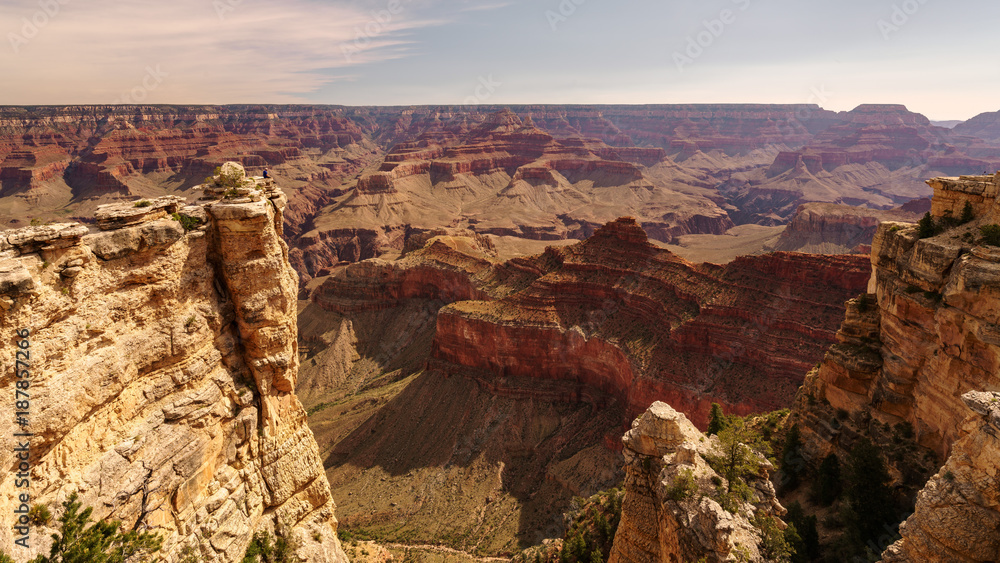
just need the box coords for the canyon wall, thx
[429,217,870,426]
[0,166,346,562]
[881,391,1000,563]
[797,174,1000,462]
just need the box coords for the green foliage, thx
[980,224,1000,246]
[707,402,726,436]
[778,424,803,492]
[171,212,201,232]
[550,486,623,563]
[29,493,162,563]
[706,418,768,513]
[888,225,901,233]
[960,201,975,224]
[241,529,297,563]
[917,212,937,238]
[784,502,820,563]
[29,503,52,526]
[665,469,698,501]
[813,453,842,506]
[133,200,152,208]
[753,512,793,563]
[0,550,15,563]
[844,438,897,555]
[944,470,955,482]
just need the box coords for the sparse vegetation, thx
[133,200,152,208]
[812,453,842,506]
[917,212,937,238]
[171,212,201,232]
[241,526,299,563]
[856,293,874,313]
[707,402,726,436]
[705,417,769,513]
[778,423,803,492]
[842,438,898,558]
[29,503,51,526]
[27,492,162,563]
[753,512,793,563]
[960,201,975,224]
[980,224,1000,246]
[665,468,698,501]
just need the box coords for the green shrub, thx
[707,402,726,436]
[29,503,51,526]
[133,200,152,208]
[665,469,698,501]
[980,224,1000,246]
[917,212,937,238]
[28,493,162,563]
[171,212,201,232]
[960,201,975,224]
[856,293,874,313]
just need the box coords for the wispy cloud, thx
[0,0,441,103]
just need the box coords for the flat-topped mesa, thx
[0,162,346,562]
[926,172,1000,220]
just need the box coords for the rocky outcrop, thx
[0,163,346,562]
[429,217,870,426]
[771,202,921,254]
[796,176,1000,461]
[609,402,784,563]
[880,391,1000,563]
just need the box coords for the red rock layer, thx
[419,218,869,426]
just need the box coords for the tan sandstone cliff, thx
[881,390,1000,562]
[609,402,785,563]
[797,173,1000,461]
[0,163,347,562]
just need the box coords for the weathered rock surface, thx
[609,402,784,563]
[796,173,1000,461]
[0,166,346,562]
[428,217,870,425]
[771,202,921,254]
[880,391,1000,562]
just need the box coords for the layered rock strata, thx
[796,174,1000,460]
[609,402,784,563]
[0,164,346,562]
[429,217,870,425]
[881,391,1000,562]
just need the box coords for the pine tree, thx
[30,493,162,563]
[779,423,804,492]
[917,212,937,239]
[707,403,726,436]
[785,501,820,562]
[845,438,897,551]
[813,453,842,506]
[960,201,975,224]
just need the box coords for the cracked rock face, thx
[609,402,785,563]
[881,391,1000,562]
[0,174,347,562]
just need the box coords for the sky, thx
[1,0,997,120]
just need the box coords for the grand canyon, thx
[2,100,1000,563]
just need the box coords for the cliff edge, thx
[0,163,347,562]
